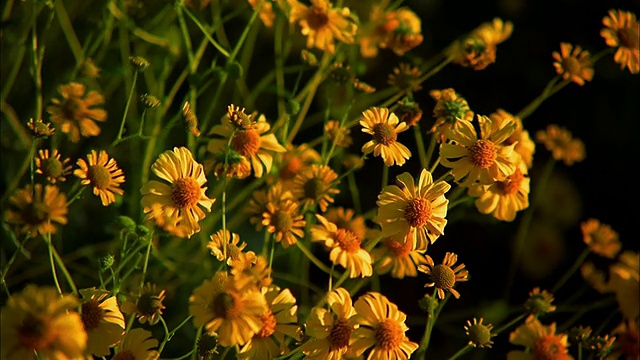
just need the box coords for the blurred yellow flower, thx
[489,109,535,168]
[79,288,125,357]
[274,143,321,185]
[535,124,586,166]
[324,206,366,241]
[418,252,469,299]
[113,328,159,360]
[121,283,166,326]
[47,82,107,143]
[291,164,340,212]
[289,0,357,54]
[262,198,306,248]
[388,63,423,93]
[360,106,411,166]
[36,149,72,183]
[607,251,639,321]
[580,218,621,259]
[448,18,513,70]
[552,43,594,86]
[4,184,68,238]
[75,150,125,206]
[601,9,639,74]
[325,120,353,148]
[507,315,573,360]
[358,5,423,57]
[207,229,256,267]
[371,236,429,279]
[247,183,295,231]
[428,88,474,142]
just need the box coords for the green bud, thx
[140,94,161,109]
[99,254,115,271]
[285,99,301,116]
[129,56,150,71]
[115,216,137,232]
[418,294,439,315]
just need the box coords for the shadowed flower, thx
[465,318,495,348]
[4,184,68,238]
[394,98,423,127]
[447,17,513,70]
[376,169,450,251]
[121,283,166,326]
[79,288,125,357]
[360,107,412,166]
[358,5,423,57]
[291,164,340,212]
[606,251,639,321]
[27,118,55,138]
[535,124,586,166]
[524,287,557,316]
[351,292,419,359]
[507,315,573,360]
[601,9,639,74]
[371,236,429,279]
[489,109,535,168]
[325,120,353,148]
[141,147,215,238]
[205,147,252,180]
[247,183,295,231]
[248,0,277,28]
[301,287,359,359]
[36,149,71,183]
[609,319,639,360]
[75,150,125,206]
[552,43,594,85]
[146,202,192,238]
[112,328,159,360]
[262,198,307,248]
[207,230,256,267]
[289,0,357,54]
[388,63,423,93]
[324,206,366,241]
[275,143,321,185]
[429,88,474,142]
[580,218,621,259]
[418,252,469,299]
[0,285,87,360]
[47,82,107,142]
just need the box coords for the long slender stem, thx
[552,247,590,294]
[53,0,84,64]
[114,70,139,144]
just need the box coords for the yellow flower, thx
[447,18,514,70]
[112,328,159,360]
[79,288,125,357]
[291,164,340,212]
[289,0,357,54]
[351,292,419,359]
[324,206,366,241]
[248,0,277,28]
[376,169,450,251]
[524,287,557,316]
[552,43,594,85]
[418,252,469,299]
[301,287,359,359]
[0,285,87,360]
[207,230,256,267]
[358,5,423,57]
[141,147,215,238]
[535,124,586,166]
[507,315,573,360]
[27,118,56,138]
[207,112,286,178]
[601,9,640,74]
[580,218,622,259]
[189,271,268,347]
[325,120,353,148]
[120,283,166,326]
[4,184,68,238]
[388,63,423,93]
[311,214,373,278]
[440,114,518,187]
[238,286,302,360]
[145,202,192,238]
[465,318,495,348]
[274,143,321,185]
[468,159,530,222]
[205,147,252,180]
[262,198,307,248]
[489,109,535,168]
[360,107,411,166]
[372,236,429,279]
[247,183,295,231]
[231,254,273,290]
[47,82,107,143]
[581,261,609,293]
[75,150,125,206]
[429,88,475,142]
[606,251,639,321]
[36,149,72,183]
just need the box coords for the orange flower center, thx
[374,319,404,350]
[334,228,361,253]
[432,264,456,290]
[171,178,201,209]
[81,299,104,331]
[307,7,329,30]
[385,237,412,257]
[469,140,497,168]
[329,318,353,350]
[17,315,56,351]
[403,198,432,228]
[42,157,64,178]
[88,165,112,189]
[561,57,582,75]
[271,210,293,232]
[231,129,261,157]
[498,168,524,195]
[25,201,49,225]
[257,311,277,338]
[280,157,302,181]
[303,177,325,200]
[212,291,243,319]
[112,350,136,360]
[533,334,568,360]
[372,123,398,145]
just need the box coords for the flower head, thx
[325,120,353,148]
[4,184,68,238]
[27,118,56,138]
[489,109,535,168]
[535,124,586,166]
[601,9,639,74]
[524,287,557,316]
[291,164,340,212]
[262,198,307,249]
[429,88,474,141]
[323,206,366,241]
[388,63,423,93]
[47,82,107,142]
[552,43,594,85]
[207,230,256,267]
[419,252,469,299]
[465,318,495,348]
[289,0,357,54]
[376,169,450,251]
[113,328,160,360]
[394,98,423,127]
[35,149,72,183]
[371,236,429,279]
[79,288,125,356]
[508,315,573,360]
[275,143,321,185]
[358,5,423,57]
[580,218,621,259]
[360,107,412,166]
[247,183,295,231]
[141,147,215,238]
[75,150,126,206]
[447,18,513,70]
[121,283,166,326]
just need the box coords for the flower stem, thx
[46,233,78,295]
[447,344,473,360]
[1,235,30,296]
[414,125,428,169]
[416,292,450,357]
[114,70,139,144]
[295,241,332,275]
[552,247,590,293]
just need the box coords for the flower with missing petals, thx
[418,252,469,299]
[465,318,495,348]
[75,150,126,206]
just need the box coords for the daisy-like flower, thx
[301,287,359,359]
[238,286,302,360]
[262,199,307,248]
[325,120,353,148]
[371,237,429,279]
[360,107,411,166]
[207,111,286,178]
[489,109,535,168]
[189,271,268,347]
[291,164,340,212]
[121,283,166,326]
[113,328,159,360]
[580,218,622,259]
[231,254,274,289]
[205,147,252,180]
[324,206,366,241]
[507,315,573,360]
[601,9,639,74]
[145,202,192,238]
[275,143,321,185]
[535,124,586,166]
[524,287,557,316]
[0,285,87,360]
[247,183,295,231]
[465,318,495,348]
[394,98,423,127]
[428,88,474,142]
[468,158,530,222]
[79,288,126,357]
[207,229,256,267]
[418,252,469,299]
[376,169,450,251]
[311,214,373,278]
[46,82,107,143]
[74,150,125,206]
[387,63,423,94]
[289,0,357,54]
[447,17,514,70]
[4,184,68,238]
[35,149,72,183]
[358,5,423,58]
[141,147,215,238]
[552,43,594,86]
[27,118,56,138]
[351,292,419,359]
[440,114,518,187]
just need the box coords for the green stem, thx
[347,171,362,215]
[414,125,428,169]
[53,0,84,64]
[448,344,474,360]
[1,235,30,296]
[47,233,78,295]
[416,292,450,357]
[424,130,438,170]
[114,70,139,144]
[494,313,527,335]
[295,241,332,275]
[139,233,154,287]
[552,247,590,293]
[381,165,389,190]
